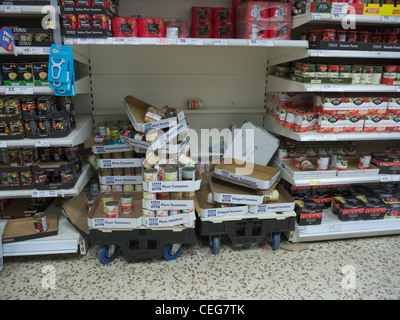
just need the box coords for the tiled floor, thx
[1,234,400,300]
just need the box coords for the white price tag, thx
[315,134,337,141]
[313,13,321,20]
[177,38,203,46]
[396,86,400,92]
[35,140,50,147]
[308,50,318,56]
[5,87,34,95]
[331,13,346,20]
[321,85,344,92]
[76,38,106,44]
[22,47,48,55]
[318,50,331,57]
[382,16,400,23]
[329,225,341,233]
[156,38,168,45]
[32,190,58,198]
[248,39,273,47]
[380,175,400,182]
[305,85,314,92]
[4,5,21,13]
[0,141,7,148]
[112,37,141,45]
[213,39,229,46]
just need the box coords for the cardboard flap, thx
[124,95,155,125]
[60,191,90,236]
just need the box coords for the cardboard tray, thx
[97,157,143,168]
[248,185,295,214]
[335,158,379,176]
[2,213,58,244]
[208,175,265,205]
[85,136,137,154]
[281,159,337,178]
[213,157,280,190]
[124,95,184,133]
[98,175,143,185]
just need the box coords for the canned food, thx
[123,167,134,176]
[163,167,178,181]
[8,149,21,166]
[18,33,34,42]
[112,185,123,192]
[381,65,397,85]
[339,65,351,79]
[370,32,383,43]
[358,31,369,43]
[135,184,143,191]
[144,168,158,181]
[336,156,348,171]
[112,168,123,176]
[157,192,170,200]
[169,210,179,215]
[322,29,335,41]
[142,208,155,217]
[182,167,196,181]
[102,192,113,212]
[327,65,340,78]
[360,65,373,84]
[143,191,156,200]
[142,152,159,169]
[351,65,362,84]
[77,15,92,29]
[105,200,119,218]
[317,156,330,171]
[156,210,168,217]
[346,30,357,42]
[300,160,315,171]
[336,30,346,42]
[263,190,280,203]
[33,212,48,233]
[171,192,183,200]
[100,184,111,192]
[358,154,372,169]
[302,63,315,78]
[371,65,383,84]
[294,152,306,168]
[121,193,133,214]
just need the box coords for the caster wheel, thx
[271,232,280,251]
[163,244,182,261]
[98,245,118,264]
[210,236,220,254]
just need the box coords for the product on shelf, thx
[1,62,49,87]
[165,21,189,38]
[137,18,165,38]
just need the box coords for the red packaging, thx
[381,65,397,85]
[322,29,335,41]
[60,0,76,5]
[138,18,165,37]
[358,31,370,43]
[92,15,108,29]
[346,30,357,42]
[370,32,383,43]
[112,17,138,37]
[336,30,346,41]
[62,15,77,29]
[384,32,398,44]
[165,21,188,38]
[191,21,213,38]
[235,2,270,21]
[213,7,234,22]
[235,21,270,39]
[268,4,291,21]
[269,22,291,40]
[93,0,110,7]
[385,114,400,132]
[192,7,213,22]
[77,15,92,29]
[76,0,92,6]
[364,114,385,132]
[213,21,234,38]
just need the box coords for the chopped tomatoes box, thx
[364,114,386,132]
[317,114,344,133]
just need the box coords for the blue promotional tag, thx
[0,27,15,52]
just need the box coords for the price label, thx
[0,141,7,148]
[329,225,341,233]
[35,139,50,147]
[380,175,400,182]
[309,179,322,186]
[382,16,400,23]
[305,85,314,92]
[32,190,58,198]
[177,38,203,46]
[318,50,331,57]
[4,5,21,13]
[76,38,106,44]
[331,13,346,20]
[112,37,141,45]
[156,38,168,45]
[313,13,321,20]
[321,85,344,92]
[248,39,273,47]
[5,87,34,95]
[22,47,49,55]
[213,39,229,46]
[315,134,337,141]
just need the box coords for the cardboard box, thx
[97,157,143,169]
[2,213,58,243]
[85,136,136,154]
[317,114,345,133]
[213,157,280,190]
[248,185,295,213]
[281,159,337,179]
[98,175,142,185]
[295,199,324,225]
[364,114,385,132]
[331,196,365,221]
[142,197,195,211]
[208,176,265,205]
[124,95,184,133]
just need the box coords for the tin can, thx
[339,65,351,79]
[143,191,156,200]
[336,30,346,41]
[123,167,134,176]
[358,31,370,43]
[182,167,196,181]
[294,152,306,168]
[263,189,280,203]
[371,65,383,84]
[322,29,335,41]
[142,152,159,169]
[336,156,348,171]
[316,64,328,78]
[381,65,397,85]
[157,192,170,200]
[302,63,315,78]
[77,15,92,29]
[8,149,21,166]
[142,208,155,217]
[207,192,215,204]
[346,30,357,42]
[300,160,315,171]
[144,168,158,181]
[105,200,118,218]
[358,154,372,169]
[135,184,143,191]
[112,185,123,192]
[317,156,330,171]
[171,192,183,200]
[123,184,134,192]
[182,209,195,227]
[163,167,178,181]
[169,210,179,215]
[33,212,48,233]
[112,168,123,176]
[327,65,340,78]
[102,192,113,212]
[121,193,133,214]
[360,65,373,84]
[156,210,169,217]
[100,184,111,192]
[100,168,112,177]
[351,65,362,84]
[20,171,33,185]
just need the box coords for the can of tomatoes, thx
[33,212,48,233]
[62,15,78,29]
[327,65,340,78]
[77,15,92,29]
[92,15,108,29]
[381,65,397,85]
[358,154,372,169]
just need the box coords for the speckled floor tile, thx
[1,234,400,300]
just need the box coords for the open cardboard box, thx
[335,158,379,176]
[208,175,265,205]
[98,175,143,185]
[248,185,295,214]
[124,95,185,133]
[85,136,136,154]
[142,196,195,211]
[281,159,337,178]
[2,213,58,244]
[97,157,143,169]
[213,157,280,190]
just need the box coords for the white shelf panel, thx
[1,115,93,148]
[0,162,93,199]
[272,160,383,187]
[0,5,49,16]
[0,86,54,95]
[65,37,308,48]
[266,75,400,92]
[290,209,400,242]
[308,49,400,59]
[292,13,400,29]
[1,214,81,257]
[263,115,400,142]
[0,47,50,55]
[185,108,264,114]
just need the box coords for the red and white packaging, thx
[213,22,234,38]
[165,21,188,38]
[275,106,289,125]
[92,15,109,30]
[76,0,92,6]
[317,114,344,133]
[293,111,318,133]
[112,18,138,37]
[364,114,385,132]
[343,114,365,133]
[283,109,299,130]
[138,18,165,37]
[192,7,213,23]
[388,96,400,115]
[235,21,270,39]
[269,21,291,39]
[77,15,92,29]
[62,15,77,29]
[384,114,400,132]
[191,21,213,38]
[235,2,290,22]
[213,7,234,23]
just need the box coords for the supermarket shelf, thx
[288,209,400,242]
[0,162,93,199]
[272,160,383,186]
[0,4,50,16]
[266,75,400,92]
[1,115,93,148]
[1,213,81,257]
[0,46,50,55]
[292,12,400,29]
[65,37,308,48]
[185,108,265,114]
[263,115,400,142]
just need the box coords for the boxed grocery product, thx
[317,114,345,133]
[235,21,290,40]
[213,7,234,23]
[381,195,400,218]
[295,199,324,225]
[111,17,138,37]
[293,111,318,133]
[137,18,165,37]
[32,62,49,86]
[280,159,337,179]
[384,114,400,132]
[235,2,290,22]
[331,196,365,221]
[213,21,234,38]
[1,63,18,86]
[355,195,386,220]
[343,114,364,133]
[388,96,400,115]
[364,114,385,132]
[192,7,213,22]
[191,21,213,38]
[165,21,188,38]
[371,153,400,175]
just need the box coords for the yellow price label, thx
[309,179,322,186]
